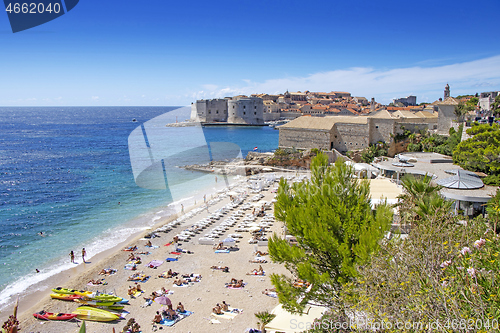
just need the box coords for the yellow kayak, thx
[72,306,119,322]
[51,287,92,297]
[74,299,115,307]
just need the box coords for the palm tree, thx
[399,174,441,205]
[397,174,443,228]
[255,311,276,333]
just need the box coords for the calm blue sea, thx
[0,106,278,308]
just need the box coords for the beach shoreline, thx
[0,173,242,322]
[7,171,306,333]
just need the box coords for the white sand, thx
[16,173,306,333]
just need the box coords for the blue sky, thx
[1,0,499,106]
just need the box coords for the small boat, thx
[50,293,82,301]
[72,306,119,322]
[84,304,125,311]
[52,287,92,297]
[89,293,123,303]
[132,118,137,122]
[33,310,78,321]
[74,299,116,307]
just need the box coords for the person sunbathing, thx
[128,273,141,281]
[176,302,185,312]
[141,297,153,307]
[247,267,265,275]
[249,259,267,263]
[153,311,162,324]
[211,265,229,272]
[227,279,244,288]
[213,304,222,315]
[161,287,168,295]
[254,250,268,256]
[182,273,201,282]
[146,240,152,247]
[173,277,186,286]
[131,322,141,333]
[214,242,224,250]
[262,289,278,297]
[98,268,116,275]
[135,282,142,292]
[128,253,141,261]
[162,307,177,320]
[221,301,229,312]
[128,286,137,296]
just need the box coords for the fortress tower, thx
[227,97,264,125]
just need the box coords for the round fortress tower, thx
[227,97,264,125]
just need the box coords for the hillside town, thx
[191,85,499,155]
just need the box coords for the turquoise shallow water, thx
[0,106,279,308]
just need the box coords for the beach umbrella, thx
[155,295,172,306]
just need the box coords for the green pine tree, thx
[268,153,393,312]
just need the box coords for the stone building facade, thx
[190,98,228,123]
[279,109,440,153]
[191,97,264,125]
[228,97,264,125]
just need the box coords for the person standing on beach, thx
[181,204,184,213]
[69,251,75,263]
[82,248,87,263]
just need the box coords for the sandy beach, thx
[13,172,306,333]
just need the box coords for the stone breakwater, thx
[180,151,315,175]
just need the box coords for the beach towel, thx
[159,310,193,327]
[130,276,150,283]
[164,242,173,246]
[172,283,189,287]
[170,251,182,255]
[166,258,178,262]
[211,309,241,320]
[263,291,277,298]
[146,260,163,268]
[124,264,137,270]
[145,245,159,249]
[87,281,108,286]
[215,250,230,254]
